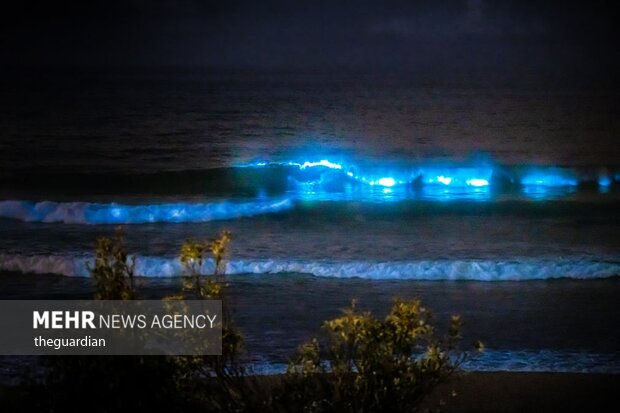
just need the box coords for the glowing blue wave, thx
[2,253,618,280]
[239,158,617,201]
[250,160,343,170]
[415,166,494,188]
[0,199,293,224]
[520,167,578,187]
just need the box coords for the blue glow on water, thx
[467,178,490,187]
[436,176,453,185]
[237,158,615,202]
[421,185,492,201]
[598,176,612,193]
[0,199,294,224]
[598,176,611,187]
[418,166,494,188]
[522,185,577,200]
[517,168,582,200]
[520,170,579,200]
[520,173,578,187]
[298,160,342,170]
[242,159,344,171]
[375,177,396,187]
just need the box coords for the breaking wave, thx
[2,159,618,202]
[0,199,293,224]
[1,254,618,280]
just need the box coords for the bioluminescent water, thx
[2,253,619,280]
[1,155,619,372]
[1,73,619,376]
[238,158,617,202]
[0,198,293,224]
[0,158,618,224]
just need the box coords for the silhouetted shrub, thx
[173,231,247,412]
[88,226,136,300]
[36,226,185,412]
[23,228,479,413]
[280,299,479,413]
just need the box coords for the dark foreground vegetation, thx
[2,228,480,412]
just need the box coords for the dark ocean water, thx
[0,71,619,373]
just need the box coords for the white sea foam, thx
[0,199,293,224]
[1,254,618,280]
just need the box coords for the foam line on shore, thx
[1,254,618,280]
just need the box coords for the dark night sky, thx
[1,0,618,85]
